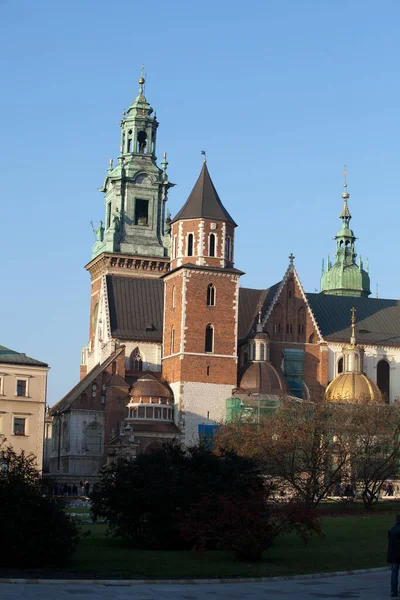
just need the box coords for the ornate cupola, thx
[325,308,382,403]
[89,66,174,267]
[321,170,371,297]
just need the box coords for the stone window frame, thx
[12,414,29,437]
[207,283,216,306]
[15,376,30,398]
[186,232,195,257]
[208,233,217,257]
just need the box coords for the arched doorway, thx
[377,359,390,402]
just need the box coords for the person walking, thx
[387,515,400,596]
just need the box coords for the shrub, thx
[91,443,264,549]
[179,494,322,561]
[0,441,79,567]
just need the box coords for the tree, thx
[90,443,264,549]
[0,437,79,568]
[215,400,350,507]
[344,403,400,508]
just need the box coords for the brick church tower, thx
[162,160,243,442]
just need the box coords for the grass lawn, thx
[61,511,394,579]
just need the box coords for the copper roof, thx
[239,361,288,395]
[130,374,172,399]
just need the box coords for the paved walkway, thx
[0,570,395,599]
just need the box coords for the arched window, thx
[338,357,343,374]
[205,324,214,353]
[377,359,390,402]
[172,286,176,309]
[86,422,103,453]
[173,235,177,258]
[207,284,215,306]
[131,347,143,371]
[298,306,306,339]
[260,343,265,360]
[170,326,175,354]
[209,234,216,257]
[187,233,194,256]
[309,332,316,344]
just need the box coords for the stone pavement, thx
[0,570,396,600]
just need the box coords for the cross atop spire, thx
[289,252,295,264]
[350,306,356,345]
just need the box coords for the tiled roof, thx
[49,347,125,415]
[306,293,400,346]
[0,345,48,367]
[238,283,280,340]
[171,163,237,225]
[107,276,164,342]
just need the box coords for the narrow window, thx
[187,233,194,256]
[260,344,265,360]
[207,284,215,306]
[13,417,26,436]
[209,233,216,257]
[170,326,175,354]
[137,130,147,153]
[173,235,177,258]
[205,324,214,353]
[127,138,132,153]
[226,236,232,260]
[134,199,149,226]
[172,286,176,309]
[131,347,143,371]
[207,411,210,419]
[106,203,111,228]
[338,357,343,374]
[16,380,27,397]
[377,359,390,401]
[206,366,210,376]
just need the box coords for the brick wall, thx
[170,219,235,270]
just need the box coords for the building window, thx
[16,379,27,397]
[260,344,265,360]
[209,233,216,257]
[187,233,194,256]
[172,286,176,309]
[134,199,149,226]
[127,138,132,152]
[137,130,147,153]
[0,376,3,395]
[106,203,111,228]
[338,357,343,374]
[13,417,26,436]
[286,324,293,334]
[173,235,177,258]
[205,324,214,353]
[283,348,305,398]
[226,236,232,260]
[207,366,210,376]
[207,283,215,306]
[131,347,143,371]
[171,326,175,354]
[377,359,390,402]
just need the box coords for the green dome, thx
[321,262,371,297]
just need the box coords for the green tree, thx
[0,437,79,567]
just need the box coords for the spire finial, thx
[342,164,350,200]
[201,150,206,163]
[289,252,295,264]
[258,308,262,324]
[350,306,356,345]
[138,63,145,94]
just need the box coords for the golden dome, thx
[325,372,382,404]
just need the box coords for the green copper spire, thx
[320,171,371,298]
[90,68,175,261]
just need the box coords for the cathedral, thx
[48,75,400,482]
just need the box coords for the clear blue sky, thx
[1,0,399,405]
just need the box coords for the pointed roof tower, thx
[321,169,371,298]
[171,162,237,226]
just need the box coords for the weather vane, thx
[201,150,206,163]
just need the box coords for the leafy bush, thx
[0,441,79,567]
[91,443,264,550]
[179,494,322,561]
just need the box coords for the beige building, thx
[0,345,49,472]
